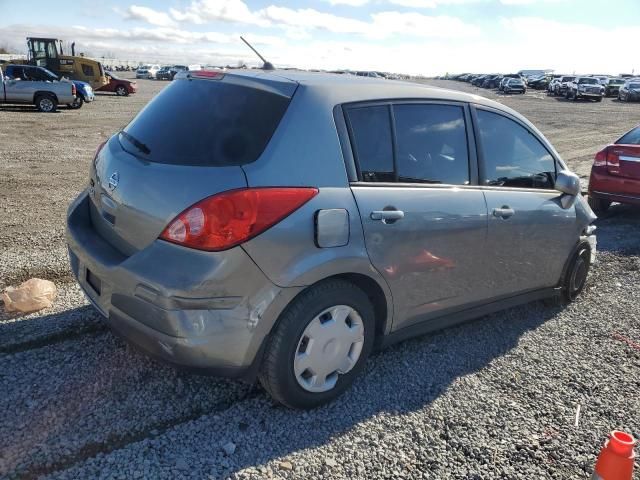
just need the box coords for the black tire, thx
[115,85,128,96]
[561,245,591,303]
[259,280,376,409]
[596,97,602,102]
[588,195,611,215]
[35,93,57,112]
[69,95,84,109]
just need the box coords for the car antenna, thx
[240,36,274,70]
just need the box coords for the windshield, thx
[629,83,640,89]
[609,79,624,85]
[108,72,121,80]
[579,78,598,85]
[562,77,575,82]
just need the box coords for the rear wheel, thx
[259,280,375,409]
[562,245,591,302]
[588,195,611,215]
[35,94,57,112]
[69,95,84,109]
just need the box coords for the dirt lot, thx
[1,75,639,479]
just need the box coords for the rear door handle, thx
[371,210,404,222]
[492,206,515,219]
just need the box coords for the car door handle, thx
[371,210,404,221]
[492,206,515,219]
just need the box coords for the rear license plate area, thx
[86,269,102,296]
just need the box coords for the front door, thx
[345,102,489,331]
[474,107,579,297]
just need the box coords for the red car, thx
[588,124,640,213]
[97,71,137,96]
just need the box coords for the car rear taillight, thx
[72,84,77,96]
[593,146,608,167]
[159,187,319,251]
[594,145,621,173]
[191,70,224,80]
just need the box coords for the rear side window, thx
[618,126,640,145]
[477,110,556,189]
[120,78,291,166]
[346,105,394,182]
[394,104,469,184]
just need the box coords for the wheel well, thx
[33,91,57,103]
[323,273,389,339]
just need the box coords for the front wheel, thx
[115,85,127,96]
[562,245,591,303]
[259,280,375,409]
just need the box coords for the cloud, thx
[169,0,269,26]
[123,6,176,27]
[388,0,483,7]
[325,0,371,5]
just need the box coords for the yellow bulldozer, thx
[7,37,108,90]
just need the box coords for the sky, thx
[0,0,638,76]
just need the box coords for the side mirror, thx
[556,170,581,209]
[556,170,581,196]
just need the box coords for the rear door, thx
[473,106,578,297]
[345,101,489,331]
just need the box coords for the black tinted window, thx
[120,78,291,166]
[477,110,556,189]
[347,106,394,182]
[394,104,469,184]
[82,64,94,77]
[618,126,640,145]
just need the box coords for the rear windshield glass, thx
[579,78,598,84]
[120,78,292,166]
[618,127,640,145]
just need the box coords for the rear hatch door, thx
[90,71,297,256]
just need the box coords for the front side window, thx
[477,109,556,189]
[346,105,394,182]
[393,104,469,184]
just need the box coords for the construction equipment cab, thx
[25,37,107,90]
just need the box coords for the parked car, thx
[566,77,604,101]
[156,66,173,81]
[554,76,576,96]
[527,75,551,90]
[136,65,160,79]
[547,76,563,94]
[503,78,526,94]
[482,75,502,89]
[0,64,76,112]
[588,124,640,213]
[68,79,95,109]
[169,65,188,80]
[98,71,137,96]
[618,79,640,102]
[66,69,596,409]
[499,74,522,91]
[472,74,488,86]
[3,64,93,109]
[604,78,625,97]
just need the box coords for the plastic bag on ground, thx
[1,278,58,313]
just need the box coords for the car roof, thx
[225,68,510,110]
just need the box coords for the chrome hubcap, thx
[40,98,53,111]
[294,305,365,393]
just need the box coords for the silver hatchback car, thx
[67,69,596,408]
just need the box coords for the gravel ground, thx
[1,74,639,479]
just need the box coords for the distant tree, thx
[0,46,10,54]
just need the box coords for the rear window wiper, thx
[118,130,151,155]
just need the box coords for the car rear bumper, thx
[65,191,301,377]
[589,169,640,205]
